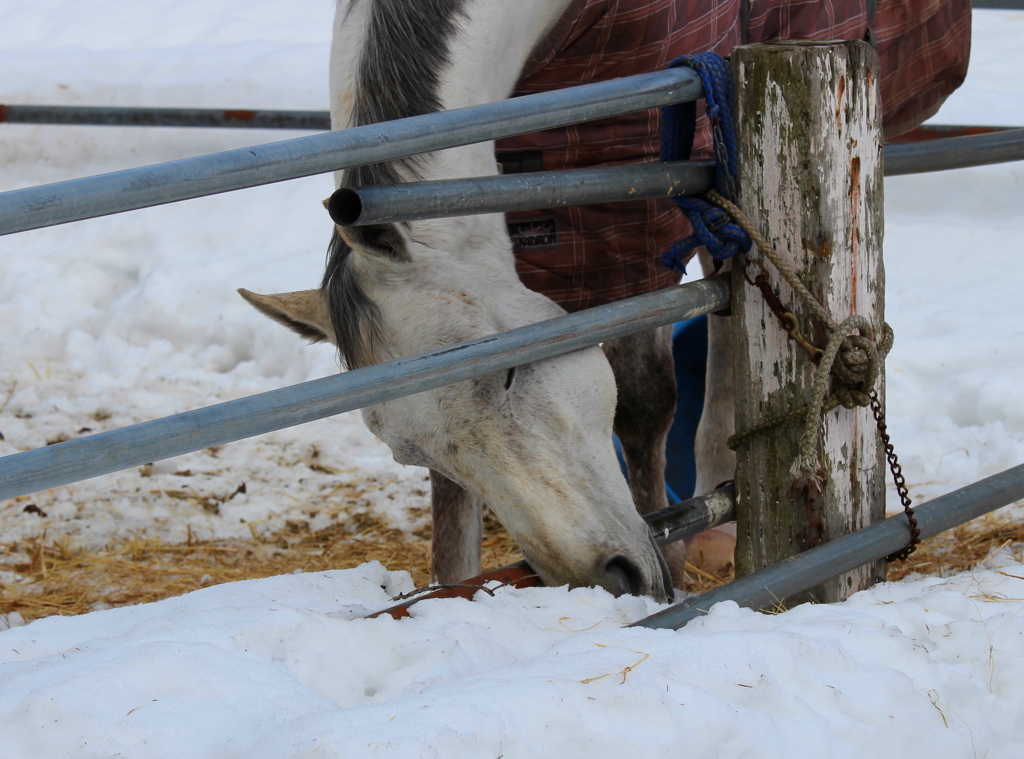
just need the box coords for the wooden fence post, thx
[730,41,886,605]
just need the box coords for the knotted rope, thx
[660,54,916,558]
[710,190,894,481]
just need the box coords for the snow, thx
[0,0,426,548]
[0,3,1023,756]
[2,551,1024,757]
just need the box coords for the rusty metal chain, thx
[869,391,920,561]
[742,258,824,365]
[724,258,829,451]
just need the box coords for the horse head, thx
[240,216,673,603]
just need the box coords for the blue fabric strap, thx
[661,52,752,273]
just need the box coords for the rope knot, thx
[790,316,893,483]
[703,205,728,231]
[661,197,752,271]
[831,334,875,395]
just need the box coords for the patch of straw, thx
[885,512,1024,582]
[0,509,521,623]
[674,513,1024,596]
[4,507,1022,624]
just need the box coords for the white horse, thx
[240,0,736,601]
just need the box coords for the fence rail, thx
[328,160,717,226]
[883,128,1024,175]
[3,121,1018,241]
[0,68,701,237]
[2,101,1017,143]
[635,461,1024,629]
[326,130,1024,226]
[2,85,1022,237]
[0,277,729,502]
[0,104,332,131]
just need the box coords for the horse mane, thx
[344,0,468,187]
[323,0,469,368]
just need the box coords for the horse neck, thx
[434,0,574,169]
[330,0,574,267]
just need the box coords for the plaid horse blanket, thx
[496,0,971,312]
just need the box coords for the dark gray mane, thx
[343,0,468,188]
[323,0,468,368]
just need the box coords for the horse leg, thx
[428,469,483,584]
[603,325,687,584]
[687,251,738,573]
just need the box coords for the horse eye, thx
[504,366,516,391]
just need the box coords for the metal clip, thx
[744,259,824,364]
[742,257,770,286]
[780,313,825,365]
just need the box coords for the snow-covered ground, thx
[2,548,1024,758]
[0,0,425,548]
[1,3,1023,757]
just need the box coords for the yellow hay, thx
[885,512,1024,582]
[2,509,1021,623]
[0,509,522,622]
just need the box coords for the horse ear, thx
[237,288,335,344]
[337,223,410,262]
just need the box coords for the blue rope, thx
[662,52,751,273]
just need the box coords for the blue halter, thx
[661,52,752,273]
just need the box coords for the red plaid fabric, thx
[873,0,972,136]
[496,0,970,312]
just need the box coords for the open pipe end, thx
[328,188,364,226]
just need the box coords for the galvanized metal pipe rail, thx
[328,160,716,225]
[0,68,701,237]
[0,104,1015,141]
[648,484,736,548]
[2,93,1020,239]
[329,132,1024,227]
[634,461,1024,630]
[0,276,730,501]
[0,104,332,131]
[887,124,1019,143]
[883,128,1024,175]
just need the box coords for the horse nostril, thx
[602,555,645,597]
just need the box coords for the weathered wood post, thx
[730,41,886,605]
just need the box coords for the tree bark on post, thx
[730,41,886,605]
